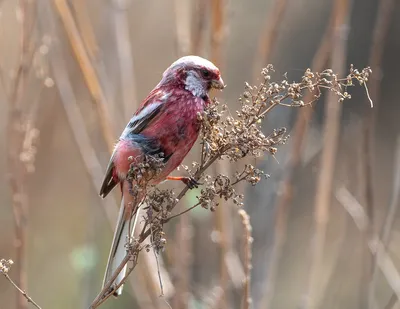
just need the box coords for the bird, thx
[99,55,224,297]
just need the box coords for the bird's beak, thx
[211,76,225,90]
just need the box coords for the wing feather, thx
[99,151,117,198]
[99,89,170,198]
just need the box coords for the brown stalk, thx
[210,1,231,308]
[2,271,42,309]
[70,0,98,60]
[258,10,335,309]
[252,0,288,84]
[210,0,224,66]
[304,0,352,308]
[70,0,118,125]
[67,3,103,305]
[53,0,116,152]
[362,0,396,308]
[6,1,37,309]
[238,209,252,309]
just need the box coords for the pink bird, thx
[100,55,224,296]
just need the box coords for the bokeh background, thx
[1,0,400,308]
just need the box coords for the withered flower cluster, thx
[138,64,372,227]
[0,259,14,274]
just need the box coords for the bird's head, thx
[160,55,225,98]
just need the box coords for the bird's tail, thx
[102,196,140,297]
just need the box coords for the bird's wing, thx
[99,90,170,198]
[121,90,170,137]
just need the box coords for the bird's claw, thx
[182,177,201,189]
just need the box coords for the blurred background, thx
[1,0,400,308]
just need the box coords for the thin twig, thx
[90,252,139,309]
[238,209,252,309]
[138,209,174,307]
[165,203,200,222]
[150,227,164,296]
[304,0,352,308]
[2,272,42,309]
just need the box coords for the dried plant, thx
[1,56,371,308]
[88,64,372,308]
[0,259,42,309]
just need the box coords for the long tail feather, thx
[102,196,140,297]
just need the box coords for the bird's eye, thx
[201,69,210,78]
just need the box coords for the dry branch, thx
[1,259,42,309]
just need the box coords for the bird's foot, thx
[167,176,201,189]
